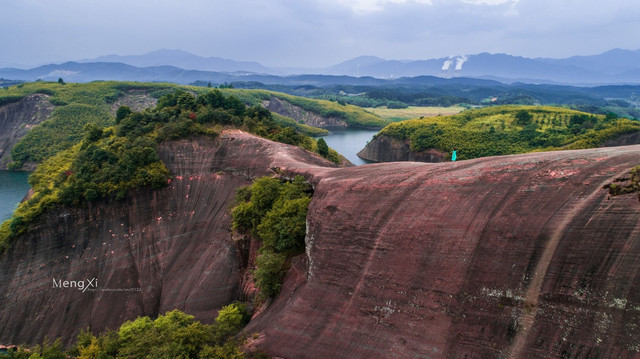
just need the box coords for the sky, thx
[1,0,639,68]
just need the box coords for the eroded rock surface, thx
[357,134,448,163]
[248,145,640,358]
[263,96,348,128]
[0,132,336,345]
[1,132,639,358]
[0,95,54,169]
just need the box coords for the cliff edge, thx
[249,144,640,358]
[1,132,639,358]
[357,134,448,163]
[0,95,54,169]
[0,131,337,345]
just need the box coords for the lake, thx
[0,171,31,222]
[319,129,379,166]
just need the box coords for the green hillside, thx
[218,88,388,128]
[377,105,640,160]
[0,88,341,252]
[0,81,385,169]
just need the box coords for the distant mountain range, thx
[2,48,640,85]
[80,49,271,74]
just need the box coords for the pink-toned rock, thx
[1,131,639,358]
[248,145,640,358]
[0,132,336,345]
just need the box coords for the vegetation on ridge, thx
[5,307,257,359]
[604,166,640,202]
[2,81,178,169]
[1,81,377,169]
[375,105,640,161]
[215,89,388,129]
[0,88,337,253]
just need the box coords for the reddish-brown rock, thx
[1,131,639,358]
[248,145,640,358]
[0,132,336,345]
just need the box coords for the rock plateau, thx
[1,131,639,358]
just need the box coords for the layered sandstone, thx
[1,132,639,358]
[0,132,336,345]
[248,145,640,358]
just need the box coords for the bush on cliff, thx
[604,165,640,201]
[253,251,288,298]
[232,175,312,298]
[0,92,218,250]
[16,307,252,358]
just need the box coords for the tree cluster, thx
[232,176,312,298]
[8,306,254,359]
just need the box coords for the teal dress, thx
[452,150,457,162]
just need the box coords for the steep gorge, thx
[0,132,639,358]
[0,132,337,345]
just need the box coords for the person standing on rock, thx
[451,148,457,162]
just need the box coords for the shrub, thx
[232,176,312,298]
[213,303,251,343]
[253,251,287,298]
[317,138,329,157]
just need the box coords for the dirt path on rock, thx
[507,168,631,358]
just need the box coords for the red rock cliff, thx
[0,131,336,345]
[1,132,640,358]
[248,145,640,358]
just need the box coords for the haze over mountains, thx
[2,48,640,85]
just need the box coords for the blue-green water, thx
[0,171,31,222]
[319,129,379,166]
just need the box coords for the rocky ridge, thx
[0,132,639,358]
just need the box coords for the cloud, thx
[330,0,432,14]
[1,0,639,68]
[461,0,517,5]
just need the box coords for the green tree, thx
[514,110,532,126]
[83,122,104,142]
[257,196,310,252]
[115,105,132,123]
[213,303,250,343]
[253,251,287,298]
[317,138,329,157]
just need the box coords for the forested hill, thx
[0,81,386,170]
[358,105,640,163]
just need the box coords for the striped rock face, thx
[1,132,639,358]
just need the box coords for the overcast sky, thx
[1,0,639,68]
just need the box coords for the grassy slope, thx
[377,105,640,160]
[222,89,388,129]
[366,105,464,122]
[0,82,385,168]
